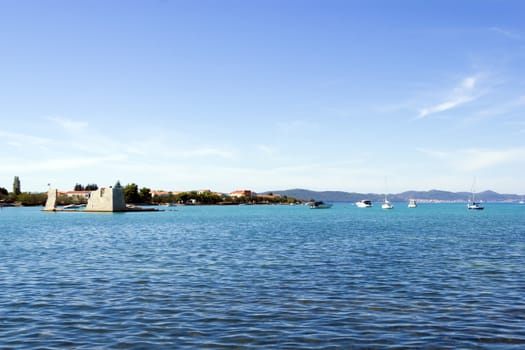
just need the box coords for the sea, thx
[1,203,524,349]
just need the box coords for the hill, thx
[265,188,522,203]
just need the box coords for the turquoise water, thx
[1,203,524,348]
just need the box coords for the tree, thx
[74,183,84,191]
[124,183,140,203]
[0,187,8,196]
[139,187,152,204]
[16,192,47,206]
[85,183,98,191]
[13,176,21,195]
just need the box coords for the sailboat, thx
[467,178,484,210]
[381,177,394,209]
[382,195,394,209]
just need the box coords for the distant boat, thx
[355,200,372,208]
[467,178,484,210]
[382,177,394,209]
[381,199,394,209]
[63,204,86,209]
[408,199,417,208]
[309,201,333,209]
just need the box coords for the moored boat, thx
[467,201,484,210]
[381,200,394,209]
[408,199,417,208]
[467,178,484,210]
[63,204,86,209]
[355,200,373,208]
[309,201,333,209]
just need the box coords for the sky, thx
[1,0,524,194]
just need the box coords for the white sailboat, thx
[382,196,394,209]
[408,199,417,208]
[467,178,484,210]
[381,177,394,209]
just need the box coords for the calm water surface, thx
[1,203,524,349]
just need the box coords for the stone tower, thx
[85,185,126,212]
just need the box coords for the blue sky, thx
[1,0,524,194]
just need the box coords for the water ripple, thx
[1,205,524,348]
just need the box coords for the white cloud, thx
[256,144,275,154]
[46,116,88,131]
[0,130,51,147]
[173,148,235,159]
[417,75,482,119]
[418,95,475,119]
[276,120,319,133]
[416,147,449,159]
[458,147,525,172]
[417,146,525,172]
[1,155,127,173]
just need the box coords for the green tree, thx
[13,176,21,195]
[124,183,140,203]
[85,183,98,191]
[74,183,84,191]
[0,187,8,196]
[16,192,47,206]
[139,187,152,204]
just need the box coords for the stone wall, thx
[44,188,57,211]
[85,186,126,212]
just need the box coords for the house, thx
[229,190,253,198]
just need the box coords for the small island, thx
[44,182,158,213]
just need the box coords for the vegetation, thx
[123,183,152,204]
[73,183,98,191]
[151,191,296,205]
[0,191,47,206]
[15,192,47,206]
[13,176,21,195]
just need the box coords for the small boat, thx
[309,201,333,209]
[381,200,394,209]
[408,199,417,208]
[63,204,86,209]
[467,202,484,210]
[381,177,394,209]
[467,178,484,210]
[355,200,372,208]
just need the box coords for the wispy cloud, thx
[417,146,525,172]
[1,155,127,173]
[46,116,88,131]
[458,147,525,172]
[172,148,235,159]
[276,120,319,133]
[417,75,483,119]
[0,130,51,147]
[415,147,449,159]
[489,27,522,40]
[256,144,278,156]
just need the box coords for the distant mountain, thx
[264,188,522,203]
